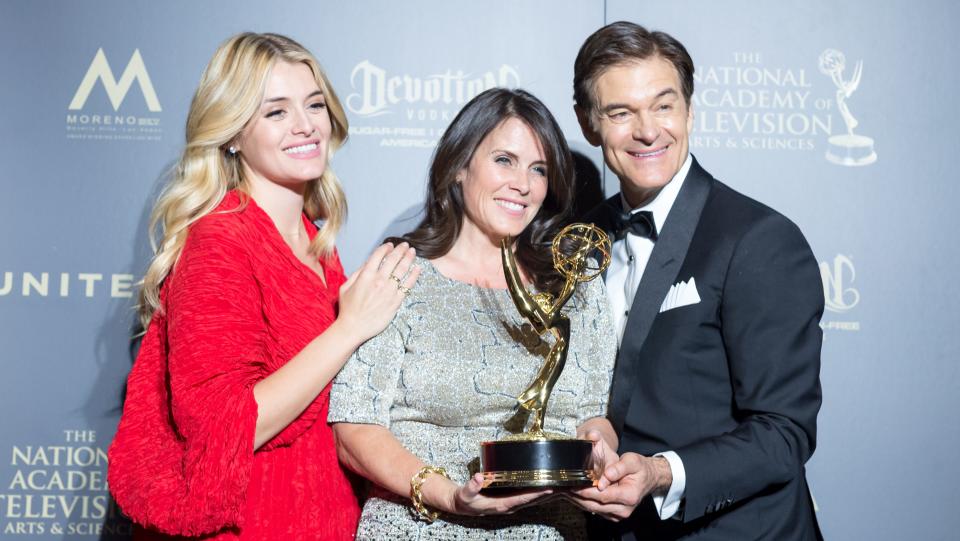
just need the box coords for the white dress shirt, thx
[605,153,692,520]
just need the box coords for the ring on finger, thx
[398,284,411,295]
[389,274,402,285]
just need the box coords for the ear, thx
[575,105,601,147]
[226,135,243,154]
[685,101,694,134]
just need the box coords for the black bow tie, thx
[613,210,658,241]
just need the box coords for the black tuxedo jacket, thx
[585,156,824,541]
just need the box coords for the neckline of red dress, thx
[221,190,336,296]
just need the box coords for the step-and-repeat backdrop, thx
[1,1,957,539]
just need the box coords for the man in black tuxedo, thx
[568,22,824,541]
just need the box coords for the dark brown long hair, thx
[391,87,575,293]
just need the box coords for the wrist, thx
[410,466,453,521]
[653,456,673,492]
[327,317,365,350]
[421,473,457,514]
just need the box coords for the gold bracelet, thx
[410,465,450,522]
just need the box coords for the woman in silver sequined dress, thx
[329,88,618,540]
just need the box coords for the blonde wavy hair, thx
[138,32,349,328]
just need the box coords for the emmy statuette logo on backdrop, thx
[819,49,877,166]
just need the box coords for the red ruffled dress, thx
[108,192,360,540]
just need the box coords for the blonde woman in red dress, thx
[107,32,420,540]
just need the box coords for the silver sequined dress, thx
[329,258,617,540]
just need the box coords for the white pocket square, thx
[659,277,701,313]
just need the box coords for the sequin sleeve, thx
[572,274,617,424]
[328,316,407,427]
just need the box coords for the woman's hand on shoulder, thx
[336,242,421,345]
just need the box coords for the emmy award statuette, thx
[480,223,612,491]
[819,48,877,166]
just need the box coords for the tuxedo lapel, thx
[608,157,714,433]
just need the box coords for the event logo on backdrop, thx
[65,48,163,142]
[819,254,861,332]
[818,49,877,166]
[0,429,128,537]
[690,49,877,166]
[345,60,520,148]
[0,272,135,299]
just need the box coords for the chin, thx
[291,170,327,183]
[508,224,534,238]
[487,227,518,241]
[627,172,672,191]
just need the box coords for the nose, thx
[290,106,316,137]
[509,168,532,195]
[631,111,659,145]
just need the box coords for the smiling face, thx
[457,117,549,245]
[581,56,693,208]
[236,61,332,191]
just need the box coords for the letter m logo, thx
[68,48,161,112]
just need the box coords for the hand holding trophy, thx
[480,223,612,491]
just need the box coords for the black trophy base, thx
[479,438,595,492]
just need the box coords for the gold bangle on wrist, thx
[410,465,450,522]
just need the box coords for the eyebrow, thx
[600,88,679,112]
[491,148,518,158]
[263,90,324,104]
[653,88,679,101]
